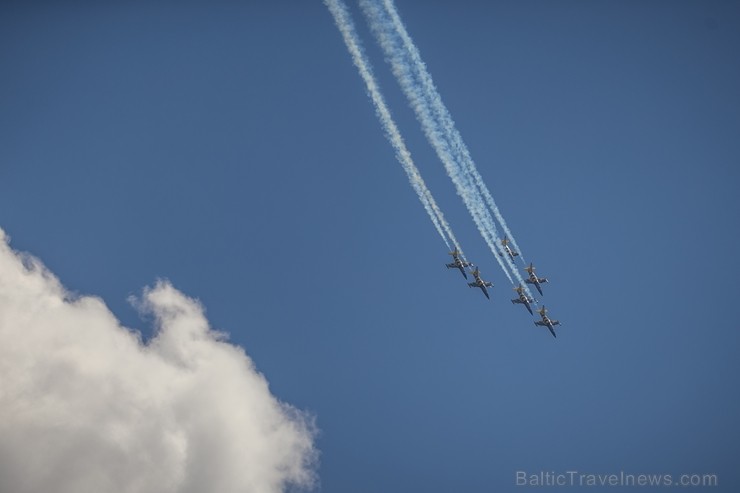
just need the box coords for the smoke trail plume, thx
[374,0,527,265]
[359,0,523,287]
[324,0,467,261]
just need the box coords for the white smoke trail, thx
[375,0,527,265]
[358,0,519,286]
[324,0,468,262]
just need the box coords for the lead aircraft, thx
[534,306,561,338]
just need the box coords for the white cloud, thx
[0,228,318,493]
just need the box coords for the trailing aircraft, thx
[445,248,472,279]
[524,262,549,296]
[511,284,535,315]
[498,237,519,262]
[467,266,493,300]
[534,306,561,338]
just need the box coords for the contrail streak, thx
[324,0,466,261]
[373,0,527,265]
[360,0,529,289]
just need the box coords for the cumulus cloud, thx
[0,228,318,493]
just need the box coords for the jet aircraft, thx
[468,267,493,300]
[534,306,561,338]
[524,262,548,296]
[511,284,535,315]
[445,248,472,279]
[498,237,519,262]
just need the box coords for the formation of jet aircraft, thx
[445,249,562,338]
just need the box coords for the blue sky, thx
[2,1,739,491]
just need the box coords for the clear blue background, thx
[2,1,739,491]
